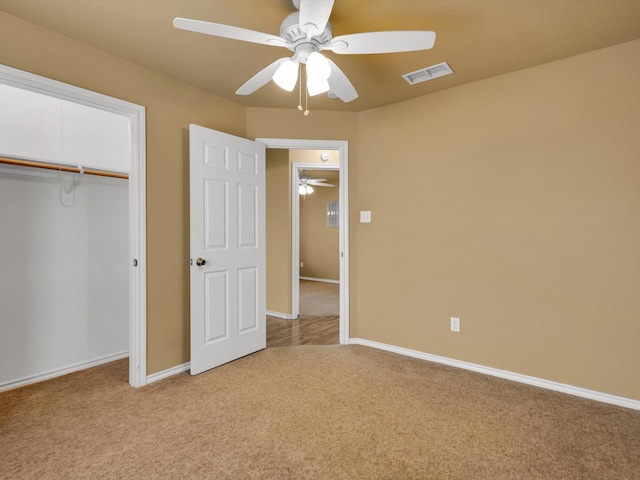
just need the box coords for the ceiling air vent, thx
[402,62,453,85]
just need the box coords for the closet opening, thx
[0,65,146,390]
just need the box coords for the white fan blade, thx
[327,31,436,55]
[308,178,327,183]
[173,17,287,48]
[325,58,358,103]
[236,58,290,95]
[298,0,335,39]
[312,183,335,187]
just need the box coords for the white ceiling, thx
[1,0,639,112]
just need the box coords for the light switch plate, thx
[360,211,372,223]
[450,317,460,332]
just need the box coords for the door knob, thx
[196,258,206,266]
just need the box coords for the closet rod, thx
[0,156,129,180]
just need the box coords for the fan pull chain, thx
[304,83,309,116]
[295,63,309,116]
[297,63,303,112]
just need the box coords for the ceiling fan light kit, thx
[173,0,436,112]
[306,52,331,96]
[307,76,330,97]
[272,59,299,91]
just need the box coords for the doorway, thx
[295,163,340,331]
[259,138,349,345]
[0,65,147,388]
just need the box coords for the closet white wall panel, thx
[0,167,128,388]
[0,83,131,173]
[62,101,131,173]
[0,84,63,163]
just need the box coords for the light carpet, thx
[2,345,639,479]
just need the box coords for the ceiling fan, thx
[299,171,334,195]
[173,0,436,103]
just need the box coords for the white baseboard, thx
[350,338,640,411]
[0,351,129,392]
[300,276,340,284]
[146,362,190,385]
[266,310,296,320]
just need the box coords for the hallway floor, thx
[267,280,339,347]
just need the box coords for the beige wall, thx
[265,149,291,315]
[0,12,246,374]
[356,40,640,400]
[3,10,638,400]
[290,149,340,165]
[300,170,340,281]
[247,108,359,148]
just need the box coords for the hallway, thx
[266,280,339,347]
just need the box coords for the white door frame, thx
[0,65,147,387]
[257,138,349,344]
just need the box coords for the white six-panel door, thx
[189,124,266,375]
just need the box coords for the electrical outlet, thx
[300,262,304,268]
[450,317,461,333]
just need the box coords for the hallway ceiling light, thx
[299,171,335,196]
[299,184,314,195]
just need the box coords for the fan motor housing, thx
[280,11,333,61]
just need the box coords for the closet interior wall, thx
[0,164,129,390]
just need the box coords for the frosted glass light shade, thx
[306,52,331,96]
[273,60,299,91]
[306,52,330,78]
[307,77,330,96]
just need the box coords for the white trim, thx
[300,276,340,284]
[350,338,640,411]
[292,165,302,318]
[266,310,297,320]
[0,351,129,393]
[256,138,350,345]
[128,99,147,388]
[0,64,147,388]
[146,362,190,385]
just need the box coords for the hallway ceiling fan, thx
[299,171,334,195]
[173,0,436,103]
